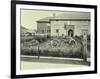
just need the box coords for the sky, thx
[21,9,65,30]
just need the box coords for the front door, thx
[68,29,74,37]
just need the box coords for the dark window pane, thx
[56,29,59,33]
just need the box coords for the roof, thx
[21,26,35,33]
[37,12,90,22]
[52,12,90,20]
[37,17,52,23]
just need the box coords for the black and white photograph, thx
[21,10,91,69]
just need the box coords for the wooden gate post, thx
[82,30,88,62]
[38,42,40,59]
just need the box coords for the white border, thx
[16,4,95,75]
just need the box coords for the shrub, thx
[34,35,47,42]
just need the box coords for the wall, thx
[51,20,66,36]
[37,22,50,35]
[51,20,90,37]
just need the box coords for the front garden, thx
[21,35,90,59]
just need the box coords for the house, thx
[21,26,36,37]
[37,12,90,38]
[37,17,51,36]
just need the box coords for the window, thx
[47,30,51,33]
[56,29,59,33]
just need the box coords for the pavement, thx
[21,55,90,70]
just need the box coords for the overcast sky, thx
[21,9,65,30]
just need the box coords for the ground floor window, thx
[56,29,59,33]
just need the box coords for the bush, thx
[34,36,47,42]
[21,45,83,58]
[21,36,86,59]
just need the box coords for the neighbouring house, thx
[21,26,36,37]
[37,12,90,38]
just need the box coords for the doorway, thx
[68,29,74,37]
